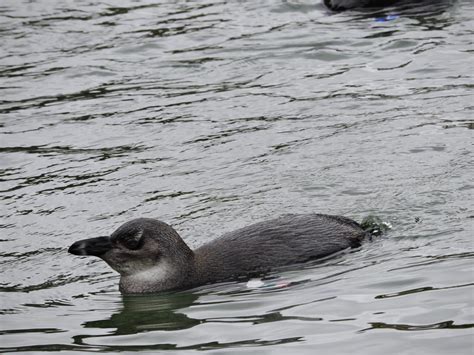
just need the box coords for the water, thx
[1,0,473,353]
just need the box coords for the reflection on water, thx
[1,0,473,353]
[84,293,201,334]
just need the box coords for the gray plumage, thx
[69,213,370,294]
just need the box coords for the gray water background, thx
[0,0,473,353]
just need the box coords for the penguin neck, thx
[118,256,197,294]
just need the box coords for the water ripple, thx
[0,0,473,353]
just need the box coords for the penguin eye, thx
[120,232,143,250]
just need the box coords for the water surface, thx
[0,0,473,353]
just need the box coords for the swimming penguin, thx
[69,214,374,294]
[324,0,399,11]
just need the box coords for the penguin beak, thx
[68,236,112,257]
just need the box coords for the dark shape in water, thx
[83,293,200,335]
[324,0,400,11]
[323,0,454,11]
[69,213,381,294]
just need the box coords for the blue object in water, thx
[375,14,400,22]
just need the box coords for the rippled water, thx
[1,0,473,353]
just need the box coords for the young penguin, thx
[69,214,371,294]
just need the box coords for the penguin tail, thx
[360,215,391,236]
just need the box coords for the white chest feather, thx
[130,262,173,283]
